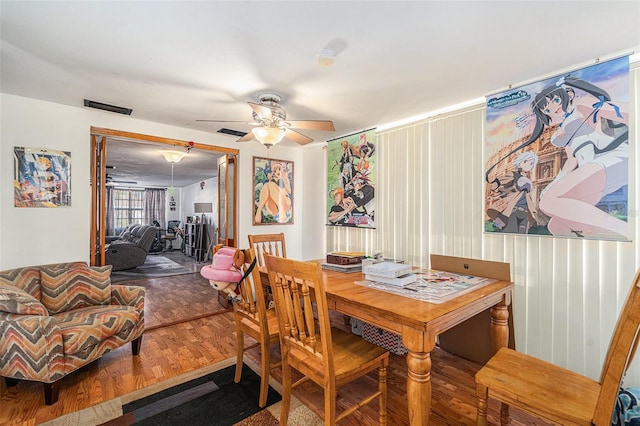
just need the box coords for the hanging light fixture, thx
[252,126,286,148]
[160,150,187,163]
[160,150,186,194]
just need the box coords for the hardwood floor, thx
[0,259,550,425]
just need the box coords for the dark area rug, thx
[103,364,281,426]
[111,255,192,283]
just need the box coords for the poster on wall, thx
[14,147,71,208]
[253,156,294,225]
[484,56,629,241]
[326,129,376,228]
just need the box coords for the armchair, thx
[105,223,139,244]
[105,224,157,271]
[0,262,145,404]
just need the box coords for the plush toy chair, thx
[233,247,280,408]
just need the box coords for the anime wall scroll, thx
[326,129,376,228]
[14,147,71,208]
[484,56,629,241]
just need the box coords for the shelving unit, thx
[184,222,207,262]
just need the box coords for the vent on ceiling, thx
[84,99,132,115]
[217,128,247,138]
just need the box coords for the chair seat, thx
[238,307,279,341]
[289,327,389,387]
[476,347,601,425]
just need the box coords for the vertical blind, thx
[327,63,639,385]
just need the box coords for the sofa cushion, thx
[0,267,43,300]
[40,266,113,315]
[54,305,139,358]
[0,282,48,315]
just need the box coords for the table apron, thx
[427,291,510,337]
[332,299,405,335]
[331,290,510,342]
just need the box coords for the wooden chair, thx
[233,247,280,408]
[264,254,389,425]
[476,268,640,425]
[248,233,286,268]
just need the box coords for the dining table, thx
[260,254,514,425]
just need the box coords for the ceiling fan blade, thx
[195,119,249,123]
[236,132,255,142]
[284,129,313,145]
[285,120,335,131]
[108,179,137,185]
[248,102,272,119]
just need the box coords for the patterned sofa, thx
[0,261,145,404]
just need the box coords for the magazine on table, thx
[356,269,496,304]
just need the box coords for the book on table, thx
[326,251,366,265]
[321,263,363,273]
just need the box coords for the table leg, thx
[490,299,509,353]
[491,298,510,424]
[406,338,436,425]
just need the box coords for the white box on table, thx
[362,261,411,278]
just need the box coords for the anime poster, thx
[14,147,71,208]
[484,56,629,241]
[326,129,376,228]
[253,156,294,225]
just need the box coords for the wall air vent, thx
[217,128,247,138]
[83,99,132,115]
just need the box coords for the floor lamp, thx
[194,203,213,261]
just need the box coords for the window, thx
[112,189,144,234]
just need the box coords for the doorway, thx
[90,127,239,266]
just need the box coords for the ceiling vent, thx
[84,99,132,115]
[217,128,247,138]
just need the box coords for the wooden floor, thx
[0,252,550,425]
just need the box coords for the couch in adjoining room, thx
[0,261,145,404]
[105,224,157,271]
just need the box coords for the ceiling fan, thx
[106,173,137,186]
[197,93,335,148]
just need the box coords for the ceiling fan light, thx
[160,150,187,163]
[252,127,286,147]
[317,49,336,67]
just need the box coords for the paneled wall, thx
[327,62,639,385]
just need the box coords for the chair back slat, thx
[593,269,640,424]
[248,233,287,268]
[266,255,329,360]
[233,248,268,334]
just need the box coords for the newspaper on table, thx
[355,269,496,304]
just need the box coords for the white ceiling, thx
[2,1,639,186]
[103,137,222,188]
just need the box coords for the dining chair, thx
[248,233,287,268]
[264,254,389,425]
[476,268,640,426]
[233,247,280,408]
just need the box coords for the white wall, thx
[302,144,329,261]
[0,94,306,269]
[182,176,217,226]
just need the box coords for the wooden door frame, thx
[90,126,239,266]
[217,154,238,248]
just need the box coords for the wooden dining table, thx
[260,254,514,425]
